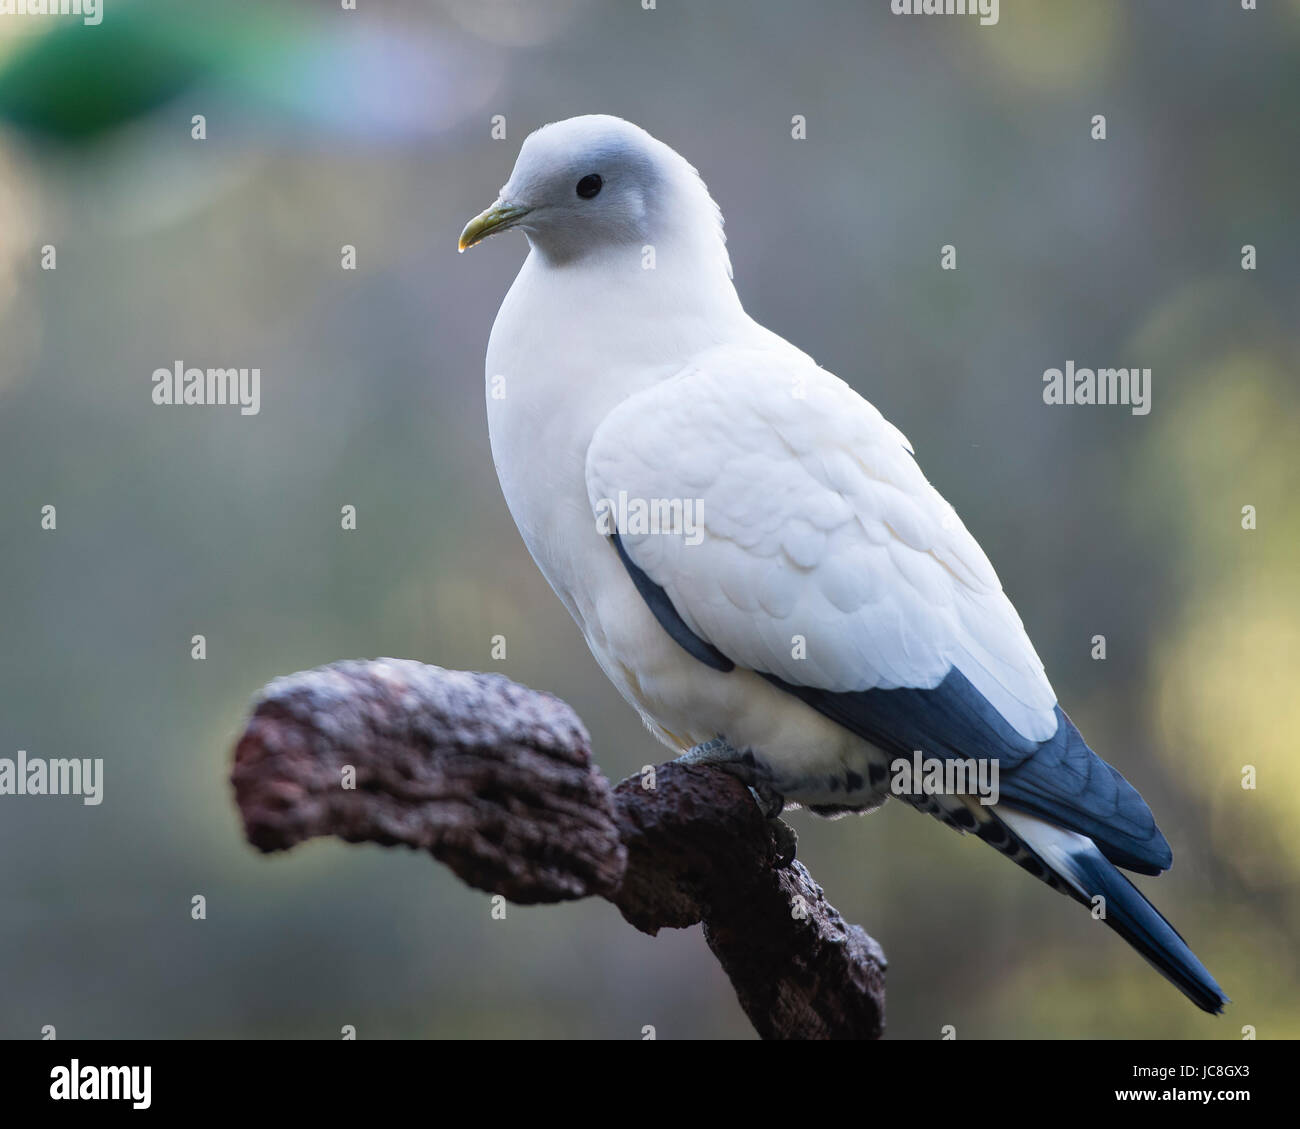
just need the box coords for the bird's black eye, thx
[576,174,602,199]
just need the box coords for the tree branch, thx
[231,658,886,1039]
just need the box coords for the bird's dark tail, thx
[995,807,1229,1014]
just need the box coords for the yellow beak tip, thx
[457,202,528,256]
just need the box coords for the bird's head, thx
[458,114,731,275]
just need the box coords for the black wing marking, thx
[610,532,734,673]
[762,667,1172,875]
[612,532,1170,875]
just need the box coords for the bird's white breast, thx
[482,247,864,775]
[485,245,751,620]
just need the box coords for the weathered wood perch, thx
[230,658,886,1039]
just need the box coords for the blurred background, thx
[0,0,1296,1039]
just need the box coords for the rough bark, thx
[231,657,886,1039]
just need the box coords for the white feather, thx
[585,346,1059,741]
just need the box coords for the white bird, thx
[458,114,1227,1014]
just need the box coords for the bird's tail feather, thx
[994,807,1229,1014]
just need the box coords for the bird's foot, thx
[677,738,766,792]
[676,740,794,867]
[750,781,796,867]
[676,737,745,768]
[748,780,785,820]
[765,810,798,869]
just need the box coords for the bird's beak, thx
[458,200,532,252]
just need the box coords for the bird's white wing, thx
[585,344,1058,743]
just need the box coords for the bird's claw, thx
[747,783,795,867]
[749,781,785,821]
[676,741,792,866]
[767,815,798,869]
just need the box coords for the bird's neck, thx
[494,242,751,389]
[484,241,758,545]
